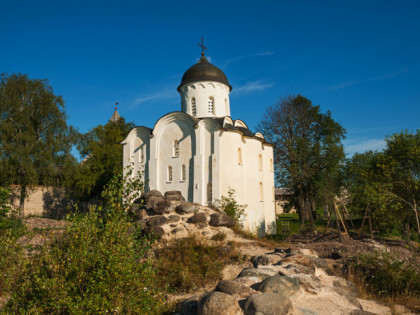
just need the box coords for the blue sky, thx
[1,0,419,157]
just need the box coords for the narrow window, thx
[207,183,212,203]
[173,140,179,157]
[270,159,273,172]
[139,147,143,163]
[238,148,242,165]
[259,154,263,170]
[181,164,186,181]
[260,182,264,201]
[208,97,214,114]
[224,98,228,115]
[191,97,196,116]
[167,166,173,182]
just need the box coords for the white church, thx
[122,47,276,235]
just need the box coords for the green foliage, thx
[257,95,346,219]
[213,188,247,227]
[0,187,25,237]
[0,186,11,219]
[349,251,420,298]
[4,168,163,314]
[71,116,134,201]
[0,73,77,209]
[155,236,243,293]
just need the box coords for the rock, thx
[176,202,199,214]
[137,209,148,220]
[243,293,292,315]
[146,195,165,210]
[234,276,261,287]
[153,200,175,215]
[333,278,357,296]
[209,213,236,227]
[147,215,170,226]
[145,189,164,199]
[252,254,282,267]
[282,263,314,274]
[134,220,146,230]
[165,190,182,197]
[294,274,321,294]
[215,280,258,299]
[171,227,185,234]
[333,287,362,309]
[237,267,279,280]
[169,214,181,222]
[180,296,199,315]
[197,292,242,315]
[350,311,377,315]
[187,212,207,224]
[142,226,165,238]
[197,222,208,229]
[258,275,300,297]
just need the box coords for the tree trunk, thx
[413,205,420,239]
[19,185,26,217]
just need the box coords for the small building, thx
[122,48,276,235]
[274,188,295,215]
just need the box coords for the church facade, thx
[122,50,276,235]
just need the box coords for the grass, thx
[154,235,246,293]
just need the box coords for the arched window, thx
[207,183,212,203]
[259,154,263,170]
[208,97,215,114]
[167,166,173,182]
[191,97,196,116]
[238,148,242,165]
[270,159,273,172]
[173,140,179,157]
[181,164,186,181]
[260,182,264,201]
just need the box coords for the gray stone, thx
[164,190,182,197]
[215,280,258,299]
[180,296,199,315]
[258,275,300,297]
[137,209,148,220]
[165,194,183,201]
[142,226,165,238]
[147,215,170,226]
[197,292,241,315]
[187,212,207,224]
[197,222,208,229]
[169,214,181,222]
[252,254,282,267]
[333,287,362,309]
[145,190,163,199]
[294,274,321,294]
[171,227,185,234]
[209,213,236,227]
[243,293,292,315]
[297,307,319,315]
[234,276,262,287]
[153,200,175,215]
[237,267,279,280]
[176,202,199,214]
[350,311,377,315]
[146,195,165,210]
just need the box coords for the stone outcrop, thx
[243,293,292,315]
[197,292,242,315]
[176,202,199,214]
[209,213,236,227]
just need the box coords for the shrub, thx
[213,188,247,228]
[4,170,164,313]
[349,250,420,298]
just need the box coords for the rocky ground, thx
[15,190,418,315]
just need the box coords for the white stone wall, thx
[179,81,231,118]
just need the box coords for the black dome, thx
[177,53,232,91]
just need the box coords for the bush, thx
[213,188,247,228]
[155,236,244,293]
[4,170,164,313]
[349,251,420,298]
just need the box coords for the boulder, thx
[153,200,175,215]
[197,222,208,229]
[234,276,262,287]
[187,212,207,224]
[145,189,164,199]
[164,190,183,201]
[176,202,199,214]
[243,293,292,315]
[209,213,236,227]
[180,296,199,315]
[168,214,181,222]
[146,195,165,210]
[134,220,146,230]
[171,227,185,234]
[258,275,300,297]
[197,292,242,315]
[147,215,170,226]
[293,274,321,294]
[252,254,282,267]
[142,226,165,238]
[215,280,258,299]
[237,267,279,280]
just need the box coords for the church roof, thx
[177,52,232,92]
[110,108,120,122]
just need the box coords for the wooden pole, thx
[334,202,350,238]
[333,202,342,242]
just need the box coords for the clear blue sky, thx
[1,0,419,157]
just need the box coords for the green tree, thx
[0,73,77,212]
[72,117,134,200]
[257,95,346,229]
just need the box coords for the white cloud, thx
[224,51,275,67]
[344,138,386,156]
[130,88,177,109]
[233,81,273,94]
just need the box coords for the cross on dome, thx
[198,37,207,56]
